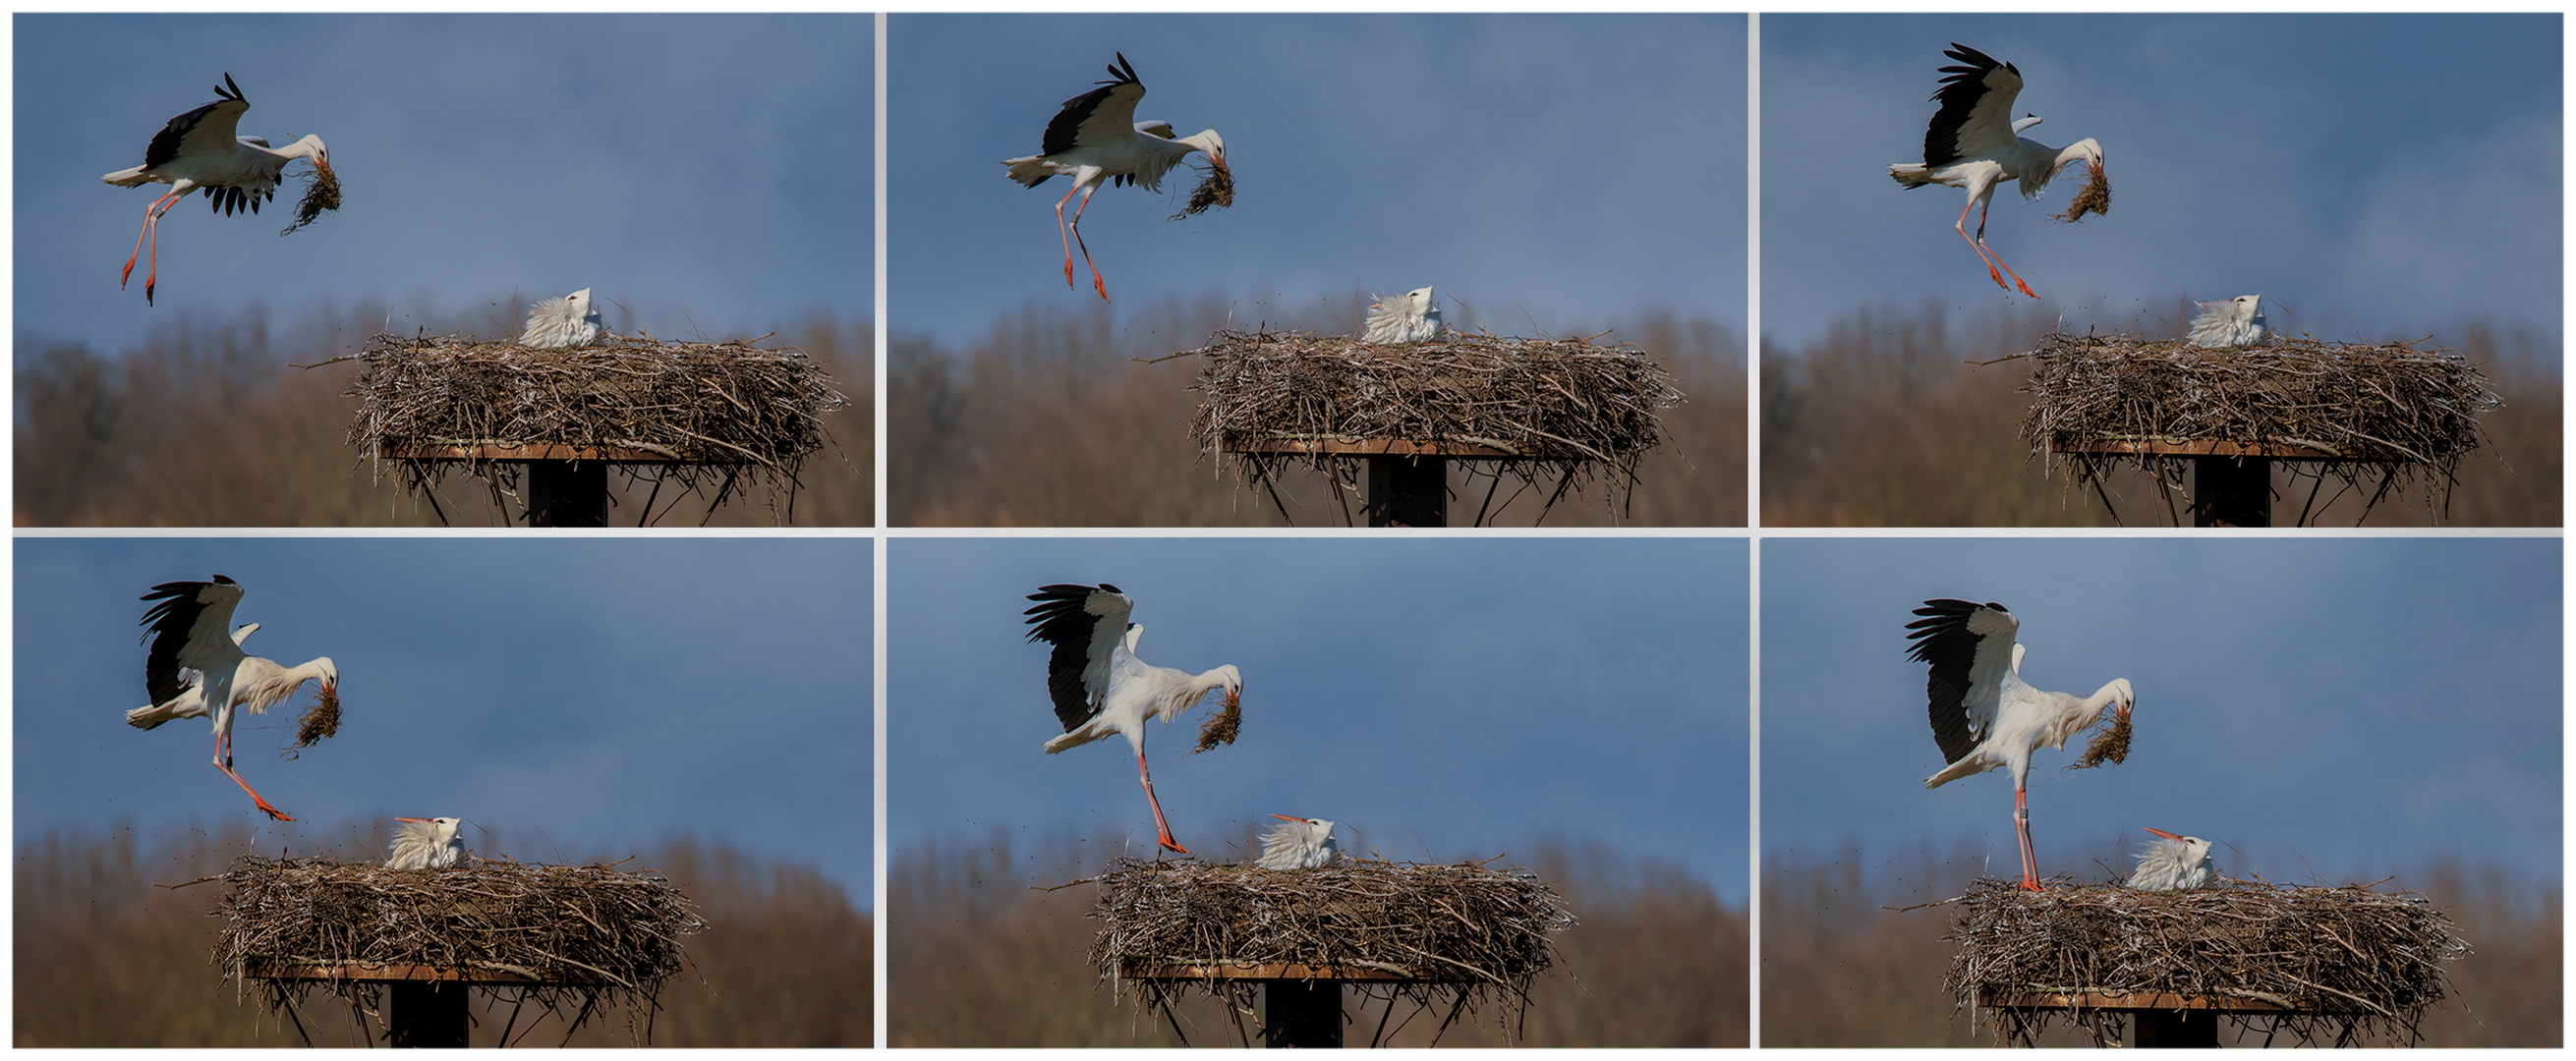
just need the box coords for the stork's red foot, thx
[1158,834,1190,855]
[2019,878,2044,892]
[254,800,297,822]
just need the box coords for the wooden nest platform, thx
[215,855,707,1044]
[1944,877,2468,1046]
[2019,332,2500,521]
[1090,856,1574,1044]
[1182,328,1684,522]
[336,332,847,524]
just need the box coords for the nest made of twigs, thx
[335,332,846,524]
[2020,332,2500,520]
[1089,856,1572,1039]
[1945,876,2468,1046]
[215,855,706,1043]
[1184,328,1684,522]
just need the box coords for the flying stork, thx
[2127,826,2214,891]
[387,816,466,869]
[1023,583,1243,854]
[1256,813,1340,870]
[102,73,335,306]
[1003,53,1230,302]
[2187,294,2269,349]
[128,576,337,821]
[1889,44,2105,298]
[1907,598,2134,891]
[1362,287,1444,344]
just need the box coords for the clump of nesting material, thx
[216,854,706,1043]
[290,683,339,749]
[1190,695,1240,754]
[2051,163,2110,223]
[1945,876,2468,1046]
[279,164,342,235]
[1168,158,1233,220]
[1183,327,1684,521]
[335,332,846,525]
[1090,856,1573,1040]
[2064,708,2129,771]
[2020,331,2500,519]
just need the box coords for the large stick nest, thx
[213,855,707,1043]
[2018,332,2500,521]
[337,332,847,525]
[1182,328,1684,523]
[1944,876,2469,1046]
[1089,856,1574,1043]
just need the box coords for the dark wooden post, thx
[1262,978,1342,1047]
[525,460,607,527]
[388,980,470,1047]
[2190,456,2269,528]
[2132,1007,2217,1047]
[1365,456,1445,528]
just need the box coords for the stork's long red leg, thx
[124,188,186,300]
[1052,183,1083,291]
[1067,188,1110,302]
[1956,195,2037,299]
[213,728,294,821]
[1136,749,1186,854]
[2013,782,2039,891]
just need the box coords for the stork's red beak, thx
[2143,826,2182,841]
[396,816,429,823]
[1269,813,1300,823]
[1225,690,1239,710]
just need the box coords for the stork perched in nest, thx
[1363,286,1443,344]
[1004,52,1230,302]
[521,288,602,349]
[1256,814,1340,869]
[1889,43,2106,298]
[387,816,466,869]
[1024,583,1243,855]
[1908,598,2134,891]
[103,73,338,306]
[129,576,338,822]
[2128,827,2214,891]
[2187,294,2268,349]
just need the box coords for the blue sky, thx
[890,14,1746,349]
[1762,537,2560,889]
[17,15,870,354]
[888,536,1751,901]
[1763,15,2561,350]
[14,537,871,901]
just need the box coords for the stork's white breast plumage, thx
[2128,827,2214,891]
[1256,814,1339,870]
[2188,294,2268,349]
[1363,287,1443,344]
[521,288,603,349]
[387,816,466,870]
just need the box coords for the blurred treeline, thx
[1762,842,2560,1046]
[888,829,1747,1046]
[14,304,872,527]
[889,295,1747,526]
[13,823,871,1046]
[1763,302,2561,526]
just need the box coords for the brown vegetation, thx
[1762,844,2559,1046]
[13,824,871,1047]
[1761,303,2559,526]
[889,829,1746,1046]
[889,297,1746,526]
[14,304,871,527]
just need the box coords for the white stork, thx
[1256,813,1339,870]
[1003,53,1230,302]
[1023,583,1242,854]
[2127,826,2214,891]
[1362,287,1443,344]
[521,288,603,349]
[387,816,466,869]
[1907,598,2134,891]
[103,73,335,306]
[1889,44,2105,298]
[2187,294,2268,349]
[129,576,337,822]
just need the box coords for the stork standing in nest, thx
[1004,52,1230,302]
[103,73,336,306]
[128,576,338,822]
[387,816,466,869]
[2128,826,2213,890]
[2188,294,2268,349]
[1023,583,1242,854]
[1889,43,2106,298]
[1256,813,1340,869]
[521,288,603,349]
[1363,286,1444,344]
[1907,598,2134,891]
